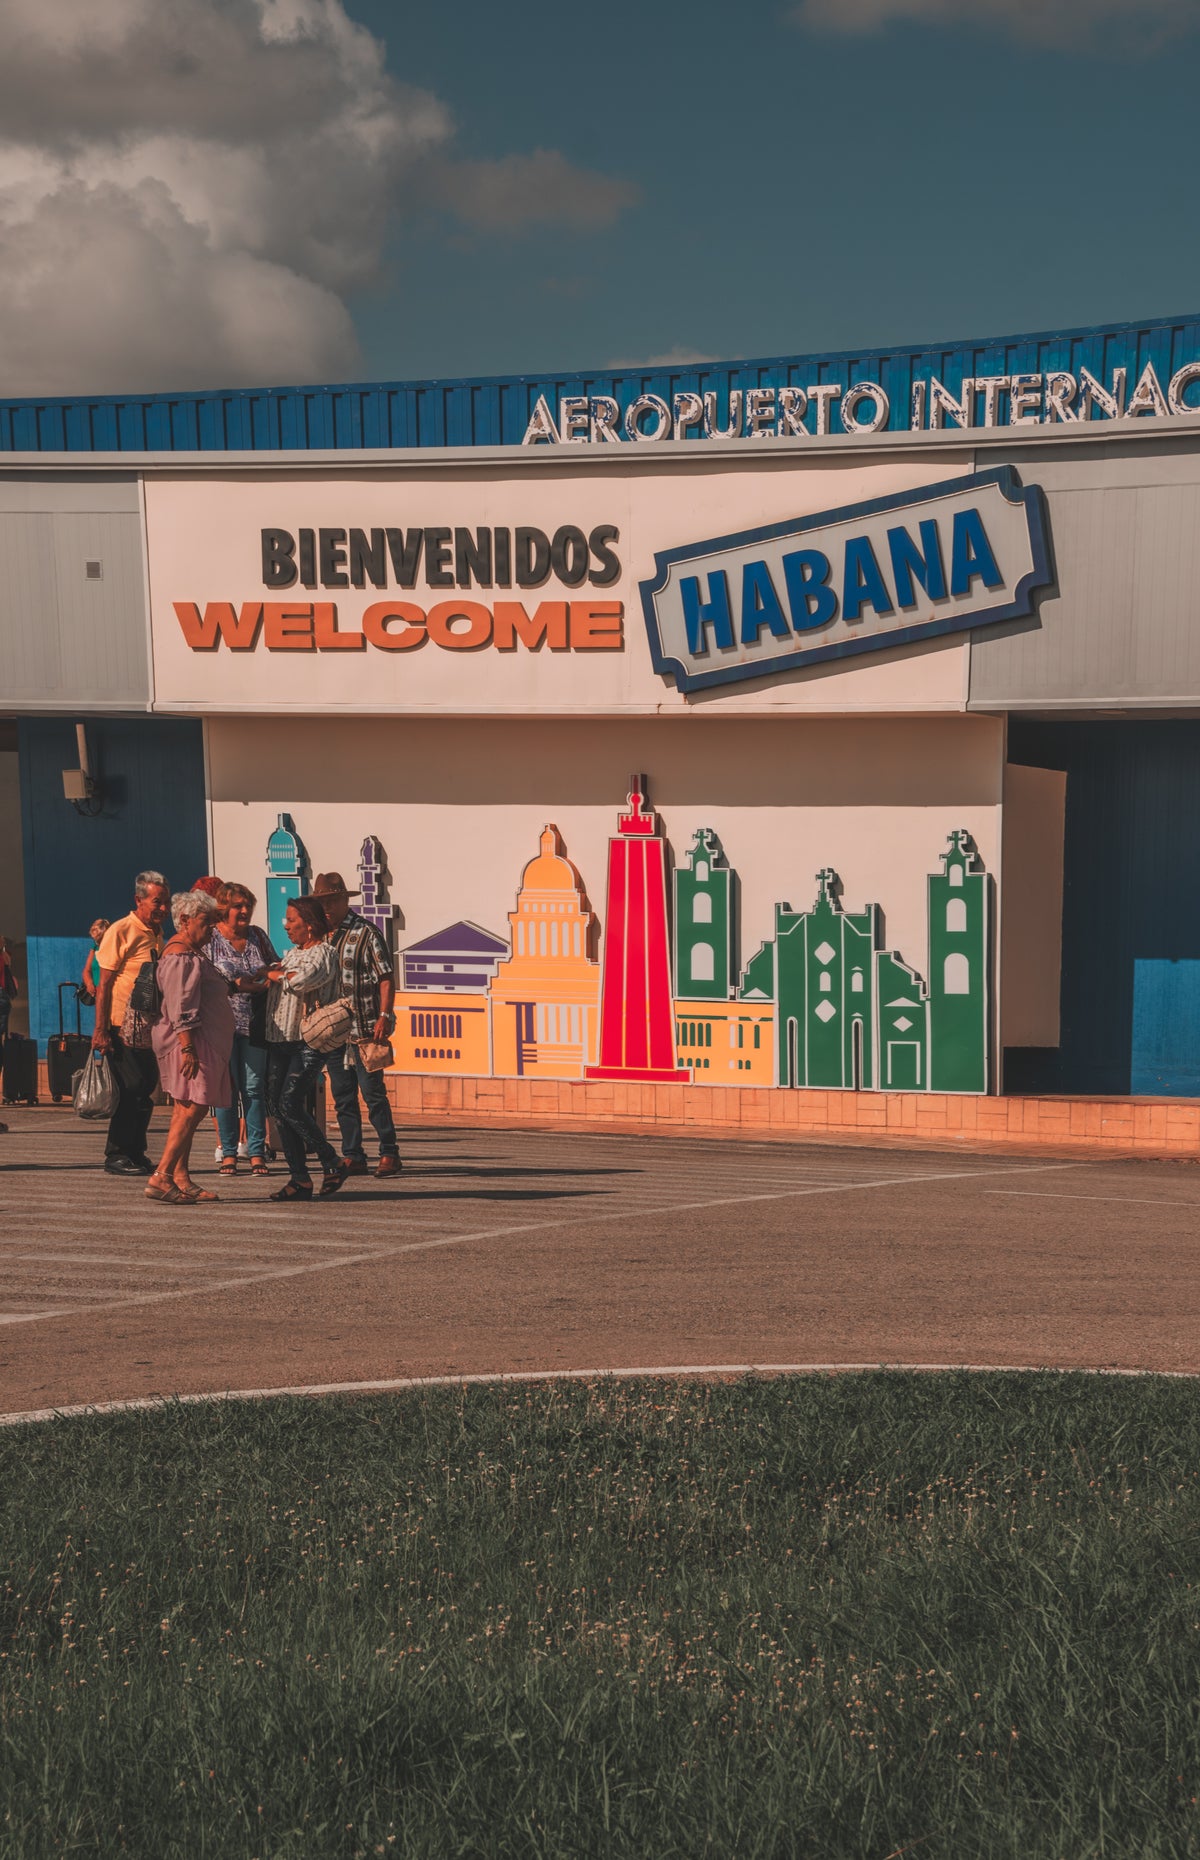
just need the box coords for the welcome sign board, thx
[144,461,1045,715]
[639,469,1051,694]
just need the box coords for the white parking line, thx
[987,1189,1200,1209]
[0,1286,152,1302]
[0,1221,398,1249]
[0,1252,288,1273]
[0,1157,1090,1328]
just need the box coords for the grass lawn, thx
[1,1371,1198,1859]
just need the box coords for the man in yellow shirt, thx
[92,871,170,1175]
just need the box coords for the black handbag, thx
[247,988,268,1046]
[128,956,162,1018]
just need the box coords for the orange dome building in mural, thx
[490,825,601,1078]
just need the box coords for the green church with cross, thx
[735,831,991,1094]
[746,870,879,1091]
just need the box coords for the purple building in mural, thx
[357,835,396,950]
[402,921,509,992]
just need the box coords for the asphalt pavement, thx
[2,1105,1198,1419]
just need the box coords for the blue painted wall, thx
[1131,960,1200,1095]
[0,309,1196,452]
[18,717,208,1051]
[1006,720,1200,1097]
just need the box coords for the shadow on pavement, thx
[410,1164,636,1181]
[330,1186,608,1205]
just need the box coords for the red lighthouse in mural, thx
[585,776,692,1082]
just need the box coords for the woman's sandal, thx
[145,1178,185,1204]
[318,1161,350,1197]
[219,1156,238,1176]
[249,1157,270,1177]
[270,1180,313,1202]
[175,1183,220,1204]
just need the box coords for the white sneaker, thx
[237,1140,249,1158]
[214,1146,224,1164]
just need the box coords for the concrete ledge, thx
[381,1072,1200,1158]
[22,1060,1199,1161]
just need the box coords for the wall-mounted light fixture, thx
[62,723,102,814]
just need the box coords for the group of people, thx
[91,869,401,1205]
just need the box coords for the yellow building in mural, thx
[391,991,491,1075]
[490,824,601,1077]
[674,1001,775,1085]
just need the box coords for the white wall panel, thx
[0,474,148,709]
[970,445,1200,707]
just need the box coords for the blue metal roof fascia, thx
[7,408,1200,475]
[1,313,1199,456]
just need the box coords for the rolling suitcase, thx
[2,1033,38,1105]
[48,982,92,1103]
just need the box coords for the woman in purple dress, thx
[146,890,235,1204]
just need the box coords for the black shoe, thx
[270,1180,313,1202]
[130,1155,155,1176]
[104,1155,143,1177]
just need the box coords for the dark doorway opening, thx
[1006,718,1200,1096]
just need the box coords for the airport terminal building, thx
[5,309,1200,1135]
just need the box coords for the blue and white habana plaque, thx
[639,467,1052,694]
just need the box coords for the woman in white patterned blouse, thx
[263,898,347,1201]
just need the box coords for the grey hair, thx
[134,870,167,899]
[170,889,222,925]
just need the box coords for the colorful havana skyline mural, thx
[262,782,991,1094]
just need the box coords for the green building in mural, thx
[736,831,992,1095]
[927,829,990,1093]
[673,828,733,1001]
[748,869,878,1091]
[875,950,931,1090]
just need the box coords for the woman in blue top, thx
[80,918,109,1003]
[207,882,277,1176]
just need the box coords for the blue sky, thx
[345,0,1200,380]
[1,0,1196,397]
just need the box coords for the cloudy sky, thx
[1,0,1198,396]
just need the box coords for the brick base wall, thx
[382,1072,1200,1157]
[24,1060,1200,1158]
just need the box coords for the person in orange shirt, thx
[91,871,170,1176]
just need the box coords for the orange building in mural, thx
[390,993,491,1076]
[490,825,601,1078]
[673,1001,775,1085]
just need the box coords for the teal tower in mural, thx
[265,812,308,955]
[673,829,733,1000]
[769,869,877,1090]
[927,829,990,1093]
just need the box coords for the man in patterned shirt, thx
[310,872,401,1178]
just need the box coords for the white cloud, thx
[0,0,637,396]
[437,150,638,233]
[0,178,357,395]
[607,347,719,370]
[793,0,1200,46]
